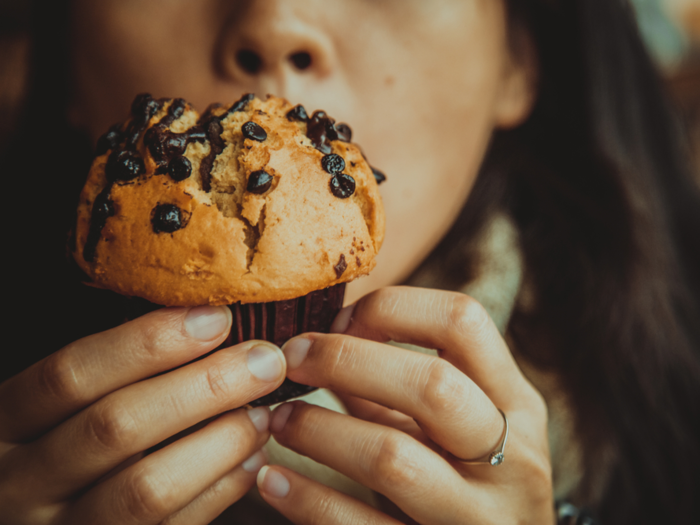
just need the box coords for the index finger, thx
[0,306,231,442]
[333,286,530,408]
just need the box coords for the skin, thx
[0,0,552,523]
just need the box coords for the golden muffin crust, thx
[73,94,385,305]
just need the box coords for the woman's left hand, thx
[256,286,554,524]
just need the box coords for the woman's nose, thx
[220,0,336,91]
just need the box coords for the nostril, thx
[289,51,312,71]
[236,49,263,74]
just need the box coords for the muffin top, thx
[73,93,385,306]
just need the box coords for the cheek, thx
[342,3,508,295]
[70,0,221,138]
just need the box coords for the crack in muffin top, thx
[74,93,385,306]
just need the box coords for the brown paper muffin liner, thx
[125,283,346,406]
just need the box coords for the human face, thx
[69,0,535,303]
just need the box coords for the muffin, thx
[73,92,385,404]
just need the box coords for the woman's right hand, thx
[0,306,286,524]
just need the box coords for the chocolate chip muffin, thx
[73,92,385,405]
[74,93,384,306]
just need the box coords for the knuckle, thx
[317,335,354,380]
[371,432,421,490]
[135,320,169,361]
[85,400,139,452]
[420,360,470,415]
[308,491,343,525]
[365,287,401,317]
[123,469,174,522]
[36,351,85,406]
[0,474,20,513]
[520,450,554,505]
[447,295,491,342]
[219,412,256,449]
[202,361,233,404]
[530,389,549,425]
[365,286,397,308]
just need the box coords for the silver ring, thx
[454,408,509,466]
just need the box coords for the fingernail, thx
[185,306,230,341]
[282,337,312,370]
[242,450,267,473]
[246,406,270,432]
[247,345,284,381]
[257,466,290,498]
[270,403,294,433]
[330,304,355,333]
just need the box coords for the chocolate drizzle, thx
[198,93,255,192]
[160,98,186,126]
[124,94,163,148]
[371,166,387,185]
[84,93,165,261]
[358,147,387,185]
[95,125,124,156]
[199,119,224,193]
[83,188,115,262]
[334,123,352,142]
[228,93,255,114]
[306,111,338,154]
[144,99,206,171]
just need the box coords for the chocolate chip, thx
[95,126,123,156]
[321,154,345,174]
[286,105,309,122]
[335,123,352,142]
[168,156,192,181]
[242,121,267,142]
[247,170,273,194]
[151,204,185,233]
[105,150,144,182]
[330,173,355,199]
[371,167,386,185]
[334,254,347,278]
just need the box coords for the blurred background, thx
[1,0,699,173]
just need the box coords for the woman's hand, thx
[256,287,553,524]
[0,306,286,525]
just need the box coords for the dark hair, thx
[432,0,700,523]
[3,0,699,523]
